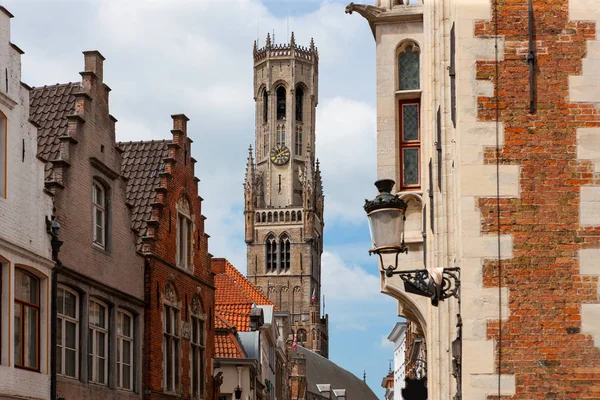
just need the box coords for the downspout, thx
[46,216,63,400]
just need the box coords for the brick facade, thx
[120,115,215,400]
[476,1,600,397]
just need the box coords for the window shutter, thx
[429,159,434,233]
[437,107,442,192]
[449,22,456,128]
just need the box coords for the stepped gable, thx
[214,312,246,359]
[29,82,80,180]
[118,140,170,244]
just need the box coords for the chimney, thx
[211,258,227,274]
[83,50,105,82]
[316,384,332,399]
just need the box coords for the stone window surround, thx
[88,298,109,385]
[116,308,134,391]
[176,196,194,272]
[189,297,206,400]
[163,282,181,395]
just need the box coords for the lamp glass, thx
[367,207,405,251]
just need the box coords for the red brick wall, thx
[476,1,600,397]
[143,115,215,400]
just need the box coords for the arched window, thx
[266,235,277,271]
[89,298,108,385]
[280,211,284,221]
[274,212,278,223]
[268,212,272,223]
[285,211,290,222]
[256,213,260,223]
[276,86,286,120]
[295,86,304,122]
[177,197,193,271]
[297,328,307,343]
[92,180,107,248]
[398,44,420,90]
[291,211,296,222]
[190,294,206,398]
[262,212,266,223]
[263,127,268,158]
[57,285,79,378]
[280,234,290,271]
[297,211,302,221]
[295,125,303,156]
[14,268,40,370]
[277,125,286,146]
[263,89,268,124]
[163,282,180,393]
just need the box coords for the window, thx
[295,125,303,156]
[14,268,40,370]
[276,86,286,120]
[263,90,268,124]
[266,235,277,272]
[191,315,205,398]
[276,125,285,146]
[280,234,290,271]
[57,286,78,378]
[297,329,307,343]
[163,303,180,393]
[177,197,193,270]
[0,112,5,198]
[399,101,421,189]
[263,128,268,158]
[295,86,304,122]
[88,299,108,385]
[92,181,106,248]
[398,44,420,90]
[117,310,134,391]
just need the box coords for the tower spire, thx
[290,31,296,47]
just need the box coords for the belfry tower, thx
[244,33,328,358]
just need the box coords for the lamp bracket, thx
[383,266,460,306]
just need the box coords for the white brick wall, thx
[0,9,53,400]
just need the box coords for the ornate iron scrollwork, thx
[384,266,460,305]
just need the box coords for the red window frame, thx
[399,99,421,190]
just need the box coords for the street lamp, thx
[364,179,460,306]
[234,386,242,400]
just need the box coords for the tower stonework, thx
[245,33,328,358]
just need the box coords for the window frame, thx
[92,181,106,248]
[265,235,277,272]
[117,309,134,391]
[14,267,40,371]
[163,303,180,393]
[176,197,194,271]
[88,298,109,385]
[276,86,286,121]
[57,285,79,378]
[280,235,290,271]
[190,314,206,398]
[295,125,303,156]
[397,42,420,91]
[398,99,421,190]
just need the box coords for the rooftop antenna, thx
[287,16,290,40]
[363,370,367,383]
[257,18,259,44]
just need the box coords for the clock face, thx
[270,144,291,165]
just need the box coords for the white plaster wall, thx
[0,10,53,400]
[214,365,253,400]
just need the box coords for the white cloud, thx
[379,335,394,349]
[321,250,380,301]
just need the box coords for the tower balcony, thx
[255,208,304,225]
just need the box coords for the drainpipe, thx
[46,216,63,400]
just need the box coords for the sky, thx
[7,0,401,397]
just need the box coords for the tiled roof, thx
[29,83,80,180]
[215,332,246,359]
[214,259,276,333]
[118,140,170,239]
[215,311,246,359]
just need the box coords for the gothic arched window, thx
[398,44,420,90]
[280,234,290,271]
[297,211,302,221]
[266,235,277,272]
[263,89,268,124]
[277,125,285,146]
[295,125,303,156]
[276,86,286,120]
[297,328,307,343]
[295,86,304,122]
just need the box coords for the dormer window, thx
[276,86,286,120]
[177,197,193,270]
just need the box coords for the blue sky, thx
[7,0,401,397]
